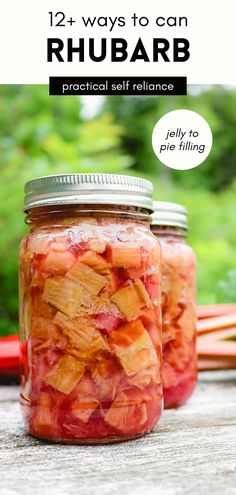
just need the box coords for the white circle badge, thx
[152,109,213,170]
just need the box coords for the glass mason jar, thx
[19,174,163,444]
[151,201,197,408]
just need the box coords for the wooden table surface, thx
[1,371,236,495]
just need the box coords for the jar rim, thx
[24,173,154,213]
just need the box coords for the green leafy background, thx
[0,85,235,335]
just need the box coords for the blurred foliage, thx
[0,84,236,335]
[217,270,236,303]
[105,86,236,191]
[0,85,132,334]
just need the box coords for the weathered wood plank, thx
[0,372,236,495]
[0,385,19,403]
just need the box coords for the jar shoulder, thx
[158,236,196,269]
[25,219,157,245]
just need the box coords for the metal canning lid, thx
[151,201,188,230]
[24,173,154,212]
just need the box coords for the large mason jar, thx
[19,174,163,444]
[151,201,197,408]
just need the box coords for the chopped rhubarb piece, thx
[42,276,87,319]
[80,250,111,275]
[66,262,107,295]
[135,279,150,306]
[106,271,120,294]
[165,332,193,371]
[45,354,84,395]
[92,356,121,400]
[162,362,179,389]
[54,312,95,349]
[30,269,47,292]
[41,250,76,275]
[118,347,157,376]
[139,307,161,349]
[68,334,108,361]
[28,234,51,254]
[147,322,162,349]
[104,392,131,431]
[46,348,64,368]
[127,388,151,426]
[127,265,148,280]
[104,388,151,432]
[32,391,53,437]
[145,274,159,300]
[162,324,177,346]
[139,308,156,326]
[129,365,161,389]
[30,353,50,396]
[111,280,150,320]
[71,397,100,423]
[126,387,152,405]
[109,245,141,268]
[148,246,161,266]
[92,356,120,381]
[111,285,142,320]
[95,313,123,333]
[30,316,61,341]
[109,319,145,348]
[53,311,108,359]
[109,319,158,375]
[177,307,196,340]
[87,238,106,253]
[50,241,68,252]
[89,292,120,317]
[31,296,56,320]
[87,332,108,357]
[72,372,97,398]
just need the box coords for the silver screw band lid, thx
[151,201,188,230]
[24,174,154,212]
